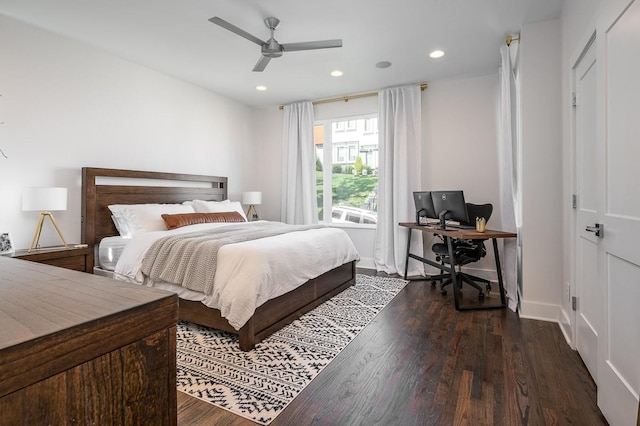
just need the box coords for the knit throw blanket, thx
[140,222,323,294]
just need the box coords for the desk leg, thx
[455,238,507,311]
[493,238,507,308]
[403,228,412,280]
[446,236,462,311]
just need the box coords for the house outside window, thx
[363,118,376,134]
[314,114,378,225]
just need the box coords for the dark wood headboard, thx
[81,167,228,246]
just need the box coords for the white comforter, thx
[114,221,359,329]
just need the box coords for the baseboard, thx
[356,257,376,270]
[460,266,498,283]
[558,307,574,348]
[519,299,561,323]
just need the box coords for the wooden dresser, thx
[0,256,178,425]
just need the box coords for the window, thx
[363,216,377,224]
[314,114,379,226]
[348,145,358,162]
[345,212,361,223]
[363,118,376,134]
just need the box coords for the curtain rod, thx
[506,34,521,46]
[278,82,428,110]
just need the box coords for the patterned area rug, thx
[176,274,408,425]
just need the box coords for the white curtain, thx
[374,85,423,276]
[498,39,521,312]
[281,101,318,225]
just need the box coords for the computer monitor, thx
[431,190,470,229]
[413,191,437,225]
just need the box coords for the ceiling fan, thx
[209,16,343,72]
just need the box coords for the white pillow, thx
[111,215,131,237]
[108,203,195,236]
[184,199,230,207]
[192,199,247,221]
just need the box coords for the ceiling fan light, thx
[429,50,446,59]
[330,70,343,77]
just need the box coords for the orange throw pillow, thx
[162,211,245,230]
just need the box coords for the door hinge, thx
[572,92,577,107]
[572,194,577,209]
[572,296,577,311]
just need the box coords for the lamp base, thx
[28,211,68,252]
[246,205,260,222]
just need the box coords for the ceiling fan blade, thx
[252,55,271,72]
[209,16,265,46]
[281,39,343,52]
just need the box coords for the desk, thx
[399,222,517,311]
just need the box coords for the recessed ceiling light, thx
[376,61,392,69]
[256,85,267,91]
[330,70,343,77]
[429,50,446,59]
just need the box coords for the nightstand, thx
[13,244,94,273]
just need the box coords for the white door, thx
[573,36,600,381]
[595,0,640,423]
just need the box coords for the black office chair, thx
[430,203,493,300]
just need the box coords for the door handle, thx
[585,223,604,238]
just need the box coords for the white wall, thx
[249,106,282,222]
[518,18,564,320]
[422,74,501,279]
[0,15,253,249]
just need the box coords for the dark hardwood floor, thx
[177,270,608,425]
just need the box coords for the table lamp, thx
[242,191,262,221]
[22,187,68,252]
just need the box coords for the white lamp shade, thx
[242,191,262,205]
[22,187,68,211]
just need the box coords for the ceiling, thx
[0,0,562,108]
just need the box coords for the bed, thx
[81,167,357,351]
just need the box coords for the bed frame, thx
[81,167,356,351]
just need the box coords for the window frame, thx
[315,113,378,227]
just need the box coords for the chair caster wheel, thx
[486,284,492,293]
[441,290,447,296]
[431,280,437,287]
[479,292,485,300]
